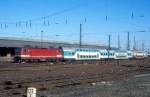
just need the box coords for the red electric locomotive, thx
[14,47,63,62]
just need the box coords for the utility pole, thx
[107,34,111,59]
[148,48,150,54]
[41,30,43,48]
[142,42,145,51]
[127,32,130,50]
[108,34,111,50]
[118,34,120,50]
[79,24,82,47]
[133,36,136,50]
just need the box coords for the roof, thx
[0,37,117,49]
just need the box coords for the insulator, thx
[106,16,108,21]
[5,24,7,28]
[26,21,28,27]
[65,19,67,24]
[0,24,2,28]
[47,21,50,26]
[29,20,31,27]
[18,22,21,27]
[16,23,18,27]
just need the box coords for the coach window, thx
[67,52,70,55]
[110,53,112,56]
[81,55,83,58]
[67,52,69,55]
[83,56,85,58]
[70,52,73,55]
[109,53,111,56]
[72,52,74,55]
[24,49,28,53]
[97,54,99,57]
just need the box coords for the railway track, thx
[0,58,150,96]
[0,58,148,68]
[0,67,127,94]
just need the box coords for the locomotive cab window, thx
[23,49,28,53]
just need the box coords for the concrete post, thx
[27,87,36,97]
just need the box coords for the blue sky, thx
[0,0,150,50]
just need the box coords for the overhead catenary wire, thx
[0,3,85,25]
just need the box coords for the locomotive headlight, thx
[57,55,62,57]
